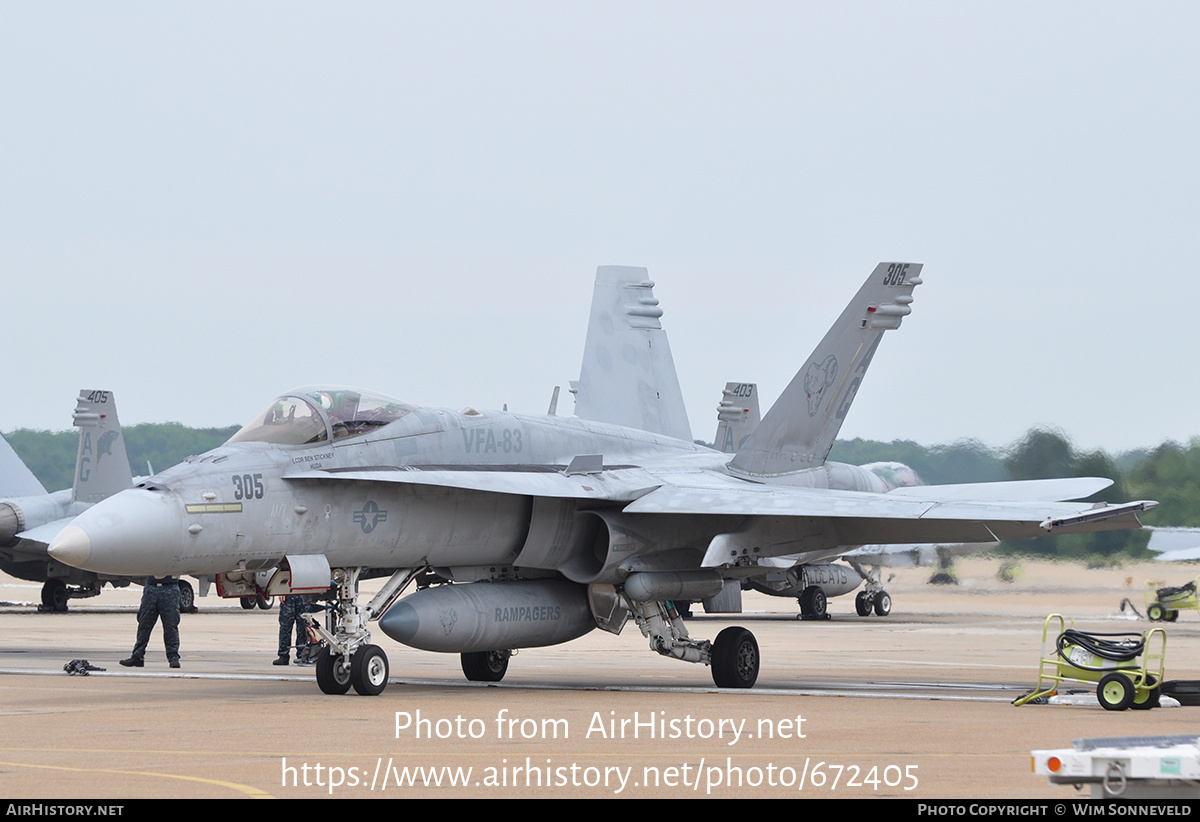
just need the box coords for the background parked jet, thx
[51,263,1153,695]
[1,390,139,610]
[1146,527,1200,562]
[0,433,47,499]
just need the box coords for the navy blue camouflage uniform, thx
[125,576,181,665]
[277,595,313,663]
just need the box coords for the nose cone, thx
[48,525,91,567]
[49,488,185,576]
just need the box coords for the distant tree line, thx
[4,423,239,492]
[7,423,1200,562]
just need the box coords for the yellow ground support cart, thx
[1013,614,1166,711]
[1145,578,1199,622]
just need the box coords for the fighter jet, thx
[49,263,1155,695]
[1,390,136,610]
[1146,527,1200,562]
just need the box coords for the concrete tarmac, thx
[2,558,1198,799]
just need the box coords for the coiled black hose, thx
[1057,629,1144,672]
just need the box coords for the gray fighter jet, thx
[49,264,1155,695]
[2,390,136,610]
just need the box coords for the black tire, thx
[240,596,257,610]
[799,586,827,618]
[1148,603,1165,622]
[257,593,274,610]
[178,580,195,612]
[1098,672,1134,711]
[1167,610,1179,622]
[1132,675,1161,710]
[855,591,873,617]
[711,627,759,689]
[350,645,389,696]
[315,648,352,695]
[461,650,511,682]
[873,591,892,617]
[42,579,68,612]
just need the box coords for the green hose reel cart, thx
[1145,578,1199,622]
[1013,614,1166,711]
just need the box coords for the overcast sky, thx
[2,3,1195,453]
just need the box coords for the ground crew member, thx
[120,576,181,668]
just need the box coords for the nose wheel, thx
[315,648,352,695]
[351,645,390,696]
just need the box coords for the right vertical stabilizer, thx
[72,390,133,505]
[572,266,693,441]
[729,263,923,478]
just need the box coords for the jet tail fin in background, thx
[714,382,760,454]
[0,434,47,498]
[729,263,923,478]
[72,390,133,505]
[571,266,692,441]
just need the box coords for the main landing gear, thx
[461,649,513,682]
[627,599,759,689]
[798,585,827,619]
[306,567,420,696]
[40,579,104,612]
[846,560,893,618]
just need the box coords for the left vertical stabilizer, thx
[572,266,692,441]
[72,390,133,505]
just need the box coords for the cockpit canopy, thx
[229,387,417,445]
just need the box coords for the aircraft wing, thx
[623,475,1155,565]
[288,466,1151,549]
[886,477,1112,502]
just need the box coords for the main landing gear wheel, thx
[798,586,827,618]
[1097,672,1134,711]
[711,627,759,689]
[240,596,257,610]
[41,579,68,612]
[1147,603,1165,622]
[855,591,873,617]
[461,650,511,683]
[178,580,195,612]
[873,591,892,617]
[315,648,352,695]
[350,645,389,696]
